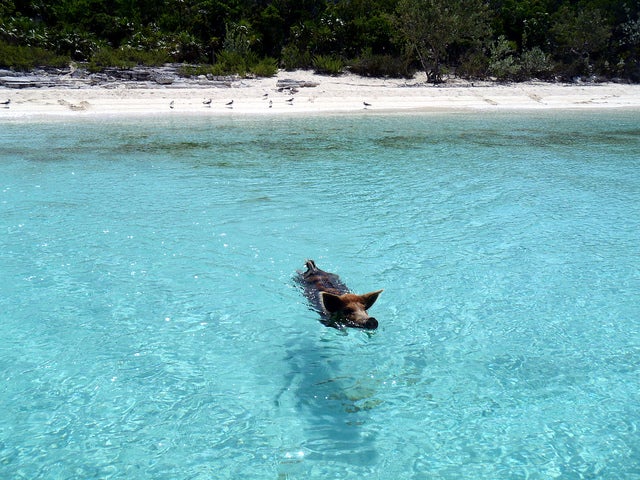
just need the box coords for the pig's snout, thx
[364,317,378,330]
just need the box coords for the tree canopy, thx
[1,0,638,82]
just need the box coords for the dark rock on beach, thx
[0,64,239,89]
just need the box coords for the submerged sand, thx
[1,70,639,118]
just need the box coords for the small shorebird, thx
[225,100,234,107]
[269,100,273,108]
[363,101,372,108]
[286,97,294,104]
[1,99,10,107]
[203,98,212,106]
[169,100,174,109]
[262,93,269,99]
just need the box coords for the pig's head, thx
[320,290,383,330]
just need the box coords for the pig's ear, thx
[321,292,344,313]
[362,290,383,309]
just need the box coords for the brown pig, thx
[296,259,383,330]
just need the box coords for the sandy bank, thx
[1,70,639,118]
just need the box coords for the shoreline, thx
[2,70,640,118]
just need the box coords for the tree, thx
[333,0,397,57]
[551,5,612,77]
[393,0,490,82]
[619,7,640,80]
[254,4,286,57]
[490,0,554,51]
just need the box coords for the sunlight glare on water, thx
[1,111,639,479]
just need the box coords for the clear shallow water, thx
[1,111,639,479]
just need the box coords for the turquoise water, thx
[1,111,639,479]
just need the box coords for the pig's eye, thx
[343,307,354,315]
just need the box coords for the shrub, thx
[313,55,343,75]
[280,44,312,71]
[457,51,489,79]
[348,52,414,78]
[211,50,251,76]
[51,29,98,61]
[179,54,276,78]
[169,32,204,63]
[88,46,169,72]
[0,41,68,70]
[179,64,214,77]
[250,57,278,77]
[488,36,521,80]
[89,46,135,70]
[487,37,555,81]
[520,47,554,79]
[489,56,521,80]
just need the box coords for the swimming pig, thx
[296,259,383,330]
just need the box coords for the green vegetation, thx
[0,41,68,70]
[313,55,344,75]
[88,46,170,71]
[0,0,638,82]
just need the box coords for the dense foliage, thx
[1,0,638,81]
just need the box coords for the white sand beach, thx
[1,70,640,118]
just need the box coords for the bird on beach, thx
[225,100,234,108]
[1,99,10,107]
[262,93,269,99]
[286,97,294,104]
[269,100,273,108]
[169,100,174,109]
[363,101,372,108]
[203,98,212,106]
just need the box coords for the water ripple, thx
[1,111,639,479]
